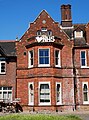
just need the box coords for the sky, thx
[0,0,89,40]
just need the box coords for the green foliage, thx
[0,114,82,120]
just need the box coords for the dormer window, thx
[74,31,83,38]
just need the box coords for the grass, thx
[0,114,82,120]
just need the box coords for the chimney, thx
[61,4,72,27]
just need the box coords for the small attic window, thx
[74,31,83,38]
[37,30,41,36]
[41,28,47,31]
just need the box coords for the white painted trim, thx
[56,82,62,105]
[60,25,74,29]
[28,82,34,105]
[38,82,51,106]
[80,50,87,68]
[0,87,12,102]
[0,61,6,74]
[82,82,89,104]
[55,50,61,68]
[38,48,50,67]
[28,50,34,68]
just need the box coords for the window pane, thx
[81,51,85,58]
[29,84,34,103]
[45,58,49,64]
[40,84,50,103]
[55,50,60,66]
[83,84,87,91]
[81,51,86,66]
[3,87,7,90]
[39,49,49,65]
[3,92,7,99]
[0,87,2,90]
[1,63,5,73]
[45,50,49,56]
[82,59,86,66]
[57,84,60,103]
[84,93,88,101]
[8,87,12,90]
[55,50,59,57]
[30,51,33,58]
[8,92,12,101]
[29,51,33,67]
[83,83,88,102]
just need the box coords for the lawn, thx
[0,114,82,120]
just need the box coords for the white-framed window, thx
[0,61,6,74]
[82,82,89,104]
[47,30,52,36]
[80,51,87,68]
[38,49,50,67]
[41,28,47,32]
[28,50,34,68]
[74,31,83,38]
[28,82,34,105]
[55,50,61,67]
[0,87,12,102]
[56,82,62,105]
[37,30,41,36]
[39,82,51,105]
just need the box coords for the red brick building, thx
[0,41,16,103]
[0,4,89,112]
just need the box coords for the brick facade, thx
[0,4,89,112]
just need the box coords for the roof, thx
[0,41,16,56]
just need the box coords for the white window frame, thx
[56,82,62,105]
[39,82,51,106]
[0,61,6,74]
[82,82,89,104]
[0,87,12,102]
[28,50,34,68]
[55,50,61,67]
[38,48,50,67]
[74,31,83,38]
[28,82,34,105]
[80,50,87,68]
[41,28,47,32]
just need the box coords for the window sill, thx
[39,103,51,106]
[55,66,61,68]
[28,103,34,106]
[56,103,62,105]
[0,73,6,75]
[83,102,89,104]
[81,66,89,69]
[38,64,50,67]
